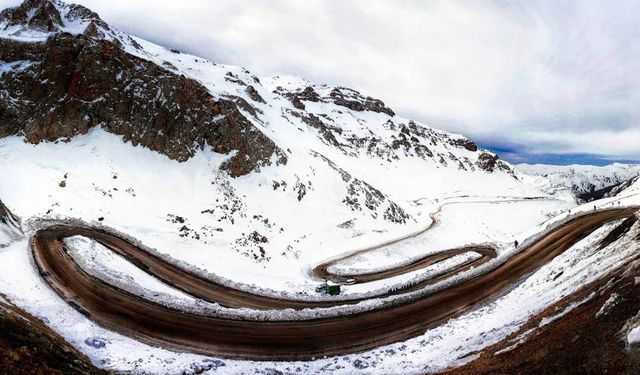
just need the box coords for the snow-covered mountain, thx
[516,163,640,201]
[0,0,562,276]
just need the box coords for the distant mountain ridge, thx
[516,163,640,200]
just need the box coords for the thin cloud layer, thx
[2,0,639,163]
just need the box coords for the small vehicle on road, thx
[326,285,341,296]
[316,282,342,295]
[345,278,356,285]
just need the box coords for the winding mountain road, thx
[31,207,638,360]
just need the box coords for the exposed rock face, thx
[288,110,341,147]
[0,200,21,247]
[0,199,17,220]
[274,83,395,117]
[343,179,411,224]
[329,87,395,116]
[576,175,639,202]
[245,85,266,104]
[0,296,105,374]
[0,0,285,177]
[311,151,413,224]
[449,138,478,152]
[299,86,321,102]
[476,151,514,175]
[608,176,640,197]
[266,76,516,177]
[0,0,63,31]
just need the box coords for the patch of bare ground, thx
[442,257,640,375]
[0,296,105,375]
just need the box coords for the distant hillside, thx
[516,163,640,201]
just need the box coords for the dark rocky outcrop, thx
[288,110,342,147]
[299,86,320,102]
[0,296,106,374]
[0,0,286,177]
[0,0,63,31]
[274,83,394,116]
[0,200,18,228]
[449,138,478,152]
[329,87,395,116]
[245,85,266,104]
[476,151,513,176]
[0,200,22,246]
[342,179,411,224]
[291,96,305,110]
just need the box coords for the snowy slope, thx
[0,0,573,294]
[517,163,640,200]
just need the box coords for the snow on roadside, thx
[29,200,586,310]
[64,233,476,311]
[338,251,481,297]
[65,236,204,305]
[363,217,640,374]
[0,239,235,374]
[328,251,480,277]
[327,197,572,276]
[1,205,636,374]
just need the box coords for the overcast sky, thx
[3,0,640,164]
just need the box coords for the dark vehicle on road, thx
[326,285,341,296]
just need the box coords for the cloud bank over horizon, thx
[2,0,639,165]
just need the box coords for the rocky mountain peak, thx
[0,0,285,177]
[0,0,518,181]
[1,0,63,32]
[0,0,114,41]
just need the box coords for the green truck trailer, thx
[326,285,341,296]
[316,283,341,296]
